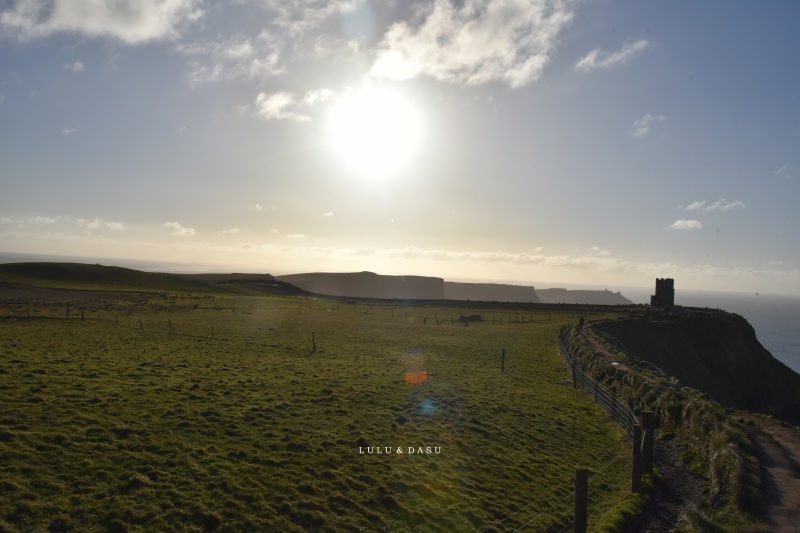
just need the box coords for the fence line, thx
[558,335,636,439]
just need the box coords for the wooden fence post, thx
[311,332,317,354]
[571,361,577,388]
[641,411,655,476]
[139,318,143,330]
[631,424,642,493]
[501,348,506,373]
[574,468,588,533]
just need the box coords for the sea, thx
[619,286,800,375]
[2,252,799,375]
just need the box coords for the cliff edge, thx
[593,310,800,425]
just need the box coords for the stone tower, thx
[650,278,675,308]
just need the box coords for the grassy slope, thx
[1,291,631,532]
[0,263,222,294]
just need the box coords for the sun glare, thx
[327,87,422,178]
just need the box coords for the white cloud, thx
[286,233,306,239]
[63,60,85,72]
[632,113,666,138]
[774,163,800,180]
[589,246,612,257]
[684,199,746,212]
[178,32,283,85]
[575,39,650,71]
[249,203,265,211]
[61,127,78,135]
[77,217,124,231]
[767,259,784,267]
[221,227,241,235]
[323,211,334,217]
[0,0,203,44]
[25,215,58,224]
[253,88,333,122]
[370,0,576,88]
[163,221,195,236]
[667,219,703,231]
[303,88,333,106]
[3,214,124,231]
[255,91,309,121]
[260,0,363,40]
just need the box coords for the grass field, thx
[1,288,631,531]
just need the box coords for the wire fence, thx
[558,334,637,439]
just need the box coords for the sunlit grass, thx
[1,295,631,531]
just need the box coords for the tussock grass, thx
[1,293,631,531]
[562,322,764,530]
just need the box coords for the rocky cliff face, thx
[277,272,634,305]
[594,311,800,424]
[536,288,632,305]
[443,281,538,302]
[277,272,445,299]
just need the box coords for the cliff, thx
[593,311,800,424]
[536,288,632,305]
[443,281,538,302]
[276,271,445,299]
[277,272,630,304]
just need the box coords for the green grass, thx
[1,292,632,531]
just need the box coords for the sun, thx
[327,87,422,178]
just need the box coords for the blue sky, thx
[1,0,799,294]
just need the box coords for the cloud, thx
[370,0,576,88]
[178,32,283,85]
[61,127,78,135]
[253,88,333,122]
[286,233,306,239]
[221,227,241,235]
[77,217,124,231]
[25,215,58,224]
[2,214,124,232]
[632,113,666,137]
[255,91,309,121]
[684,199,746,212]
[0,0,203,44]
[774,163,800,180]
[323,211,334,217]
[304,88,334,106]
[64,60,85,72]
[575,39,650,71]
[667,219,702,231]
[767,259,784,267]
[589,246,612,257]
[163,221,195,236]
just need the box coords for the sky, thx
[1,0,799,295]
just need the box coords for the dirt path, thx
[635,437,707,532]
[737,414,800,532]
